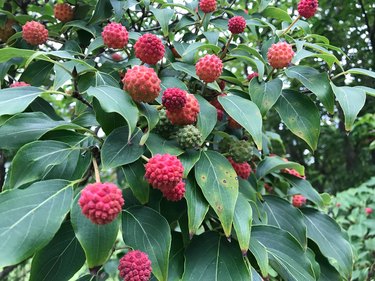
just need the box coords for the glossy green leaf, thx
[71,194,120,268]
[101,126,144,170]
[145,133,184,156]
[139,103,159,145]
[274,90,320,151]
[0,112,82,151]
[0,180,73,267]
[249,238,269,277]
[263,195,307,248]
[160,77,188,93]
[182,232,251,280]
[286,176,324,208]
[185,176,209,237]
[262,6,292,22]
[150,7,174,36]
[330,84,366,131]
[0,86,43,116]
[249,78,283,116]
[30,221,85,281]
[87,86,139,137]
[196,95,217,142]
[194,150,238,237]
[345,68,375,79]
[233,195,252,254]
[218,95,263,149]
[302,208,353,280]
[180,150,201,177]
[256,156,305,179]
[122,206,171,281]
[252,225,315,281]
[119,160,149,204]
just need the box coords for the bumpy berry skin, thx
[22,21,48,45]
[145,154,184,189]
[78,182,124,225]
[162,181,185,201]
[0,19,15,42]
[292,195,306,208]
[229,140,252,163]
[298,0,318,19]
[118,250,152,281]
[166,94,200,125]
[123,66,161,103]
[176,125,202,149]
[54,3,74,22]
[134,33,165,65]
[196,54,223,83]
[365,207,373,215]
[154,109,177,138]
[162,88,187,111]
[267,42,294,69]
[282,168,306,179]
[247,72,259,81]
[10,81,30,88]
[102,22,129,49]
[228,117,241,129]
[228,16,246,34]
[199,0,217,13]
[227,157,251,179]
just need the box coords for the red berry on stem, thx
[22,21,48,45]
[10,81,30,88]
[292,194,306,208]
[298,0,319,19]
[267,42,294,69]
[102,22,129,49]
[227,157,251,179]
[166,94,200,125]
[199,0,217,13]
[54,3,74,22]
[134,33,165,65]
[196,54,223,83]
[162,88,187,111]
[118,250,152,281]
[228,16,247,34]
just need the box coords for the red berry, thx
[145,154,184,189]
[247,72,259,81]
[292,194,306,208]
[0,19,15,43]
[118,250,152,281]
[162,181,185,201]
[267,42,294,69]
[365,208,373,215]
[10,81,30,88]
[298,0,318,19]
[122,65,161,103]
[227,157,251,179]
[22,21,48,46]
[264,183,273,192]
[216,108,224,121]
[112,53,123,61]
[134,33,165,65]
[166,94,200,125]
[102,22,129,49]
[228,16,247,34]
[196,54,223,83]
[54,3,74,22]
[162,88,187,111]
[210,93,226,111]
[282,168,306,179]
[228,117,241,129]
[199,0,217,13]
[78,182,124,225]
[170,46,181,58]
[218,80,226,91]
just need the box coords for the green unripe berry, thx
[176,125,202,149]
[229,140,253,163]
[154,109,178,138]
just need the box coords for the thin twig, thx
[92,157,101,183]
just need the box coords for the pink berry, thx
[298,0,318,19]
[134,33,165,65]
[196,54,223,83]
[10,81,30,88]
[118,250,152,281]
[162,88,187,111]
[292,194,306,208]
[228,16,247,34]
[199,0,217,13]
[22,21,48,45]
[267,42,294,69]
[166,94,200,125]
[102,22,129,49]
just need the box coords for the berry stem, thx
[124,48,131,58]
[141,155,150,162]
[266,68,275,81]
[92,157,101,183]
[280,15,301,36]
[220,33,234,59]
[198,13,207,31]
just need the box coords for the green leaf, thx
[345,68,375,79]
[145,133,184,156]
[251,225,315,281]
[89,0,112,24]
[302,208,353,280]
[0,112,83,151]
[160,77,188,93]
[122,206,171,281]
[0,179,73,267]
[249,238,269,277]
[0,47,36,63]
[285,66,335,113]
[168,232,185,281]
[330,84,366,131]
[249,78,283,116]
[30,221,86,281]
[286,176,324,208]
[139,103,159,145]
[119,160,149,204]
[5,140,84,189]
[150,7,174,37]
[0,86,43,116]
[196,95,217,142]
[71,194,120,268]
[101,126,144,170]
[20,60,54,87]
[274,90,320,151]
[233,195,252,254]
[256,156,305,179]
[194,150,238,237]
[180,150,201,178]
[262,6,292,22]
[185,176,209,237]
[87,86,139,138]
[218,95,263,150]
[263,195,307,248]
[182,232,251,280]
